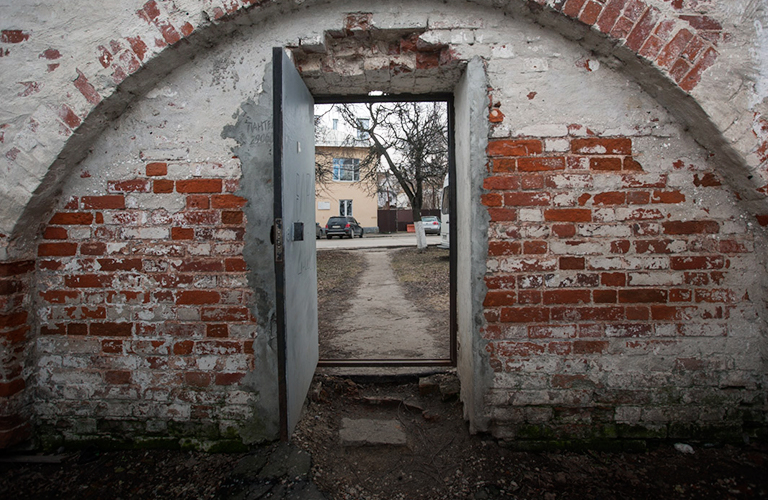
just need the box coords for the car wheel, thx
[326,235,332,239]
[359,230,364,238]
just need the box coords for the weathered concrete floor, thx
[325,249,444,360]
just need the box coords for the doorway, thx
[312,96,457,368]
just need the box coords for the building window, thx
[332,158,360,181]
[332,119,338,130]
[357,118,369,140]
[340,200,353,216]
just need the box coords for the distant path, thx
[325,249,443,360]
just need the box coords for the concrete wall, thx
[0,0,767,449]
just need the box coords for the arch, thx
[2,0,766,258]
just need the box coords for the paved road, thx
[316,233,442,250]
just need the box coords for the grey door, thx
[273,47,318,439]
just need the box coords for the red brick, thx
[178,211,218,225]
[626,306,649,320]
[484,291,517,307]
[681,36,706,62]
[552,224,576,238]
[669,58,691,83]
[593,191,626,205]
[679,15,722,31]
[222,211,244,225]
[492,341,546,357]
[693,173,721,187]
[483,176,520,190]
[57,104,81,129]
[573,340,609,354]
[108,179,151,193]
[105,370,131,385]
[611,240,631,254]
[102,339,124,353]
[521,175,545,190]
[572,137,632,155]
[611,16,635,39]
[74,69,101,105]
[39,290,80,304]
[627,191,650,204]
[225,258,247,272]
[0,30,30,43]
[482,193,502,207]
[639,35,664,59]
[172,259,224,273]
[487,139,543,157]
[207,324,229,338]
[176,179,223,193]
[171,227,194,240]
[518,291,541,304]
[544,209,591,222]
[90,322,132,336]
[0,311,27,329]
[0,279,22,296]
[543,290,590,305]
[0,261,34,277]
[593,289,617,303]
[618,289,667,303]
[200,307,251,322]
[662,220,719,234]
[211,194,247,209]
[579,1,603,25]
[173,340,194,355]
[488,241,522,256]
[0,378,26,398]
[551,306,623,321]
[626,6,660,52]
[563,0,587,18]
[186,195,209,209]
[500,307,549,323]
[589,157,623,171]
[679,47,718,92]
[651,190,685,203]
[64,274,113,288]
[523,241,547,254]
[69,321,89,334]
[185,372,213,387]
[177,290,220,305]
[40,324,66,335]
[38,242,77,257]
[153,179,174,193]
[215,373,245,386]
[488,208,517,222]
[80,242,107,255]
[504,192,551,206]
[492,158,516,173]
[718,240,750,254]
[97,258,142,271]
[518,157,566,172]
[485,275,516,289]
[560,257,585,270]
[596,0,627,34]
[146,162,167,176]
[49,212,93,225]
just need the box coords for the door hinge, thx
[273,218,284,263]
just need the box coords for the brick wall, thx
[0,260,34,448]
[481,131,762,443]
[34,159,258,448]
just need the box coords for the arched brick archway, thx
[1,0,767,449]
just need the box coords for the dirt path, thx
[325,249,443,360]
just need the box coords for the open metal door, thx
[273,47,318,440]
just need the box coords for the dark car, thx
[315,222,326,239]
[422,215,441,234]
[325,216,364,239]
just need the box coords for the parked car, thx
[315,222,325,239]
[325,216,364,239]
[422,215,441,234]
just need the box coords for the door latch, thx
[272,218,284,263]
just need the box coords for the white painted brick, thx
[587,256,624,270]
[518,208,543,222]
[68,227,92,240]
[120,227,170,240]
[521,58,549,72]
[550,240,609,255]
[577,224,632,238]
[490,44,516,59]
[140,148,189,161]
[625,256,669,270]
[428,14,484,29]
[545,138,570,152]
[126,194,185,212]
[628,272,683,286]
[517,124,569,137]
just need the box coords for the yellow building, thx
[315,145,379,232]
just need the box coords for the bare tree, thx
[335,101,448,250]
